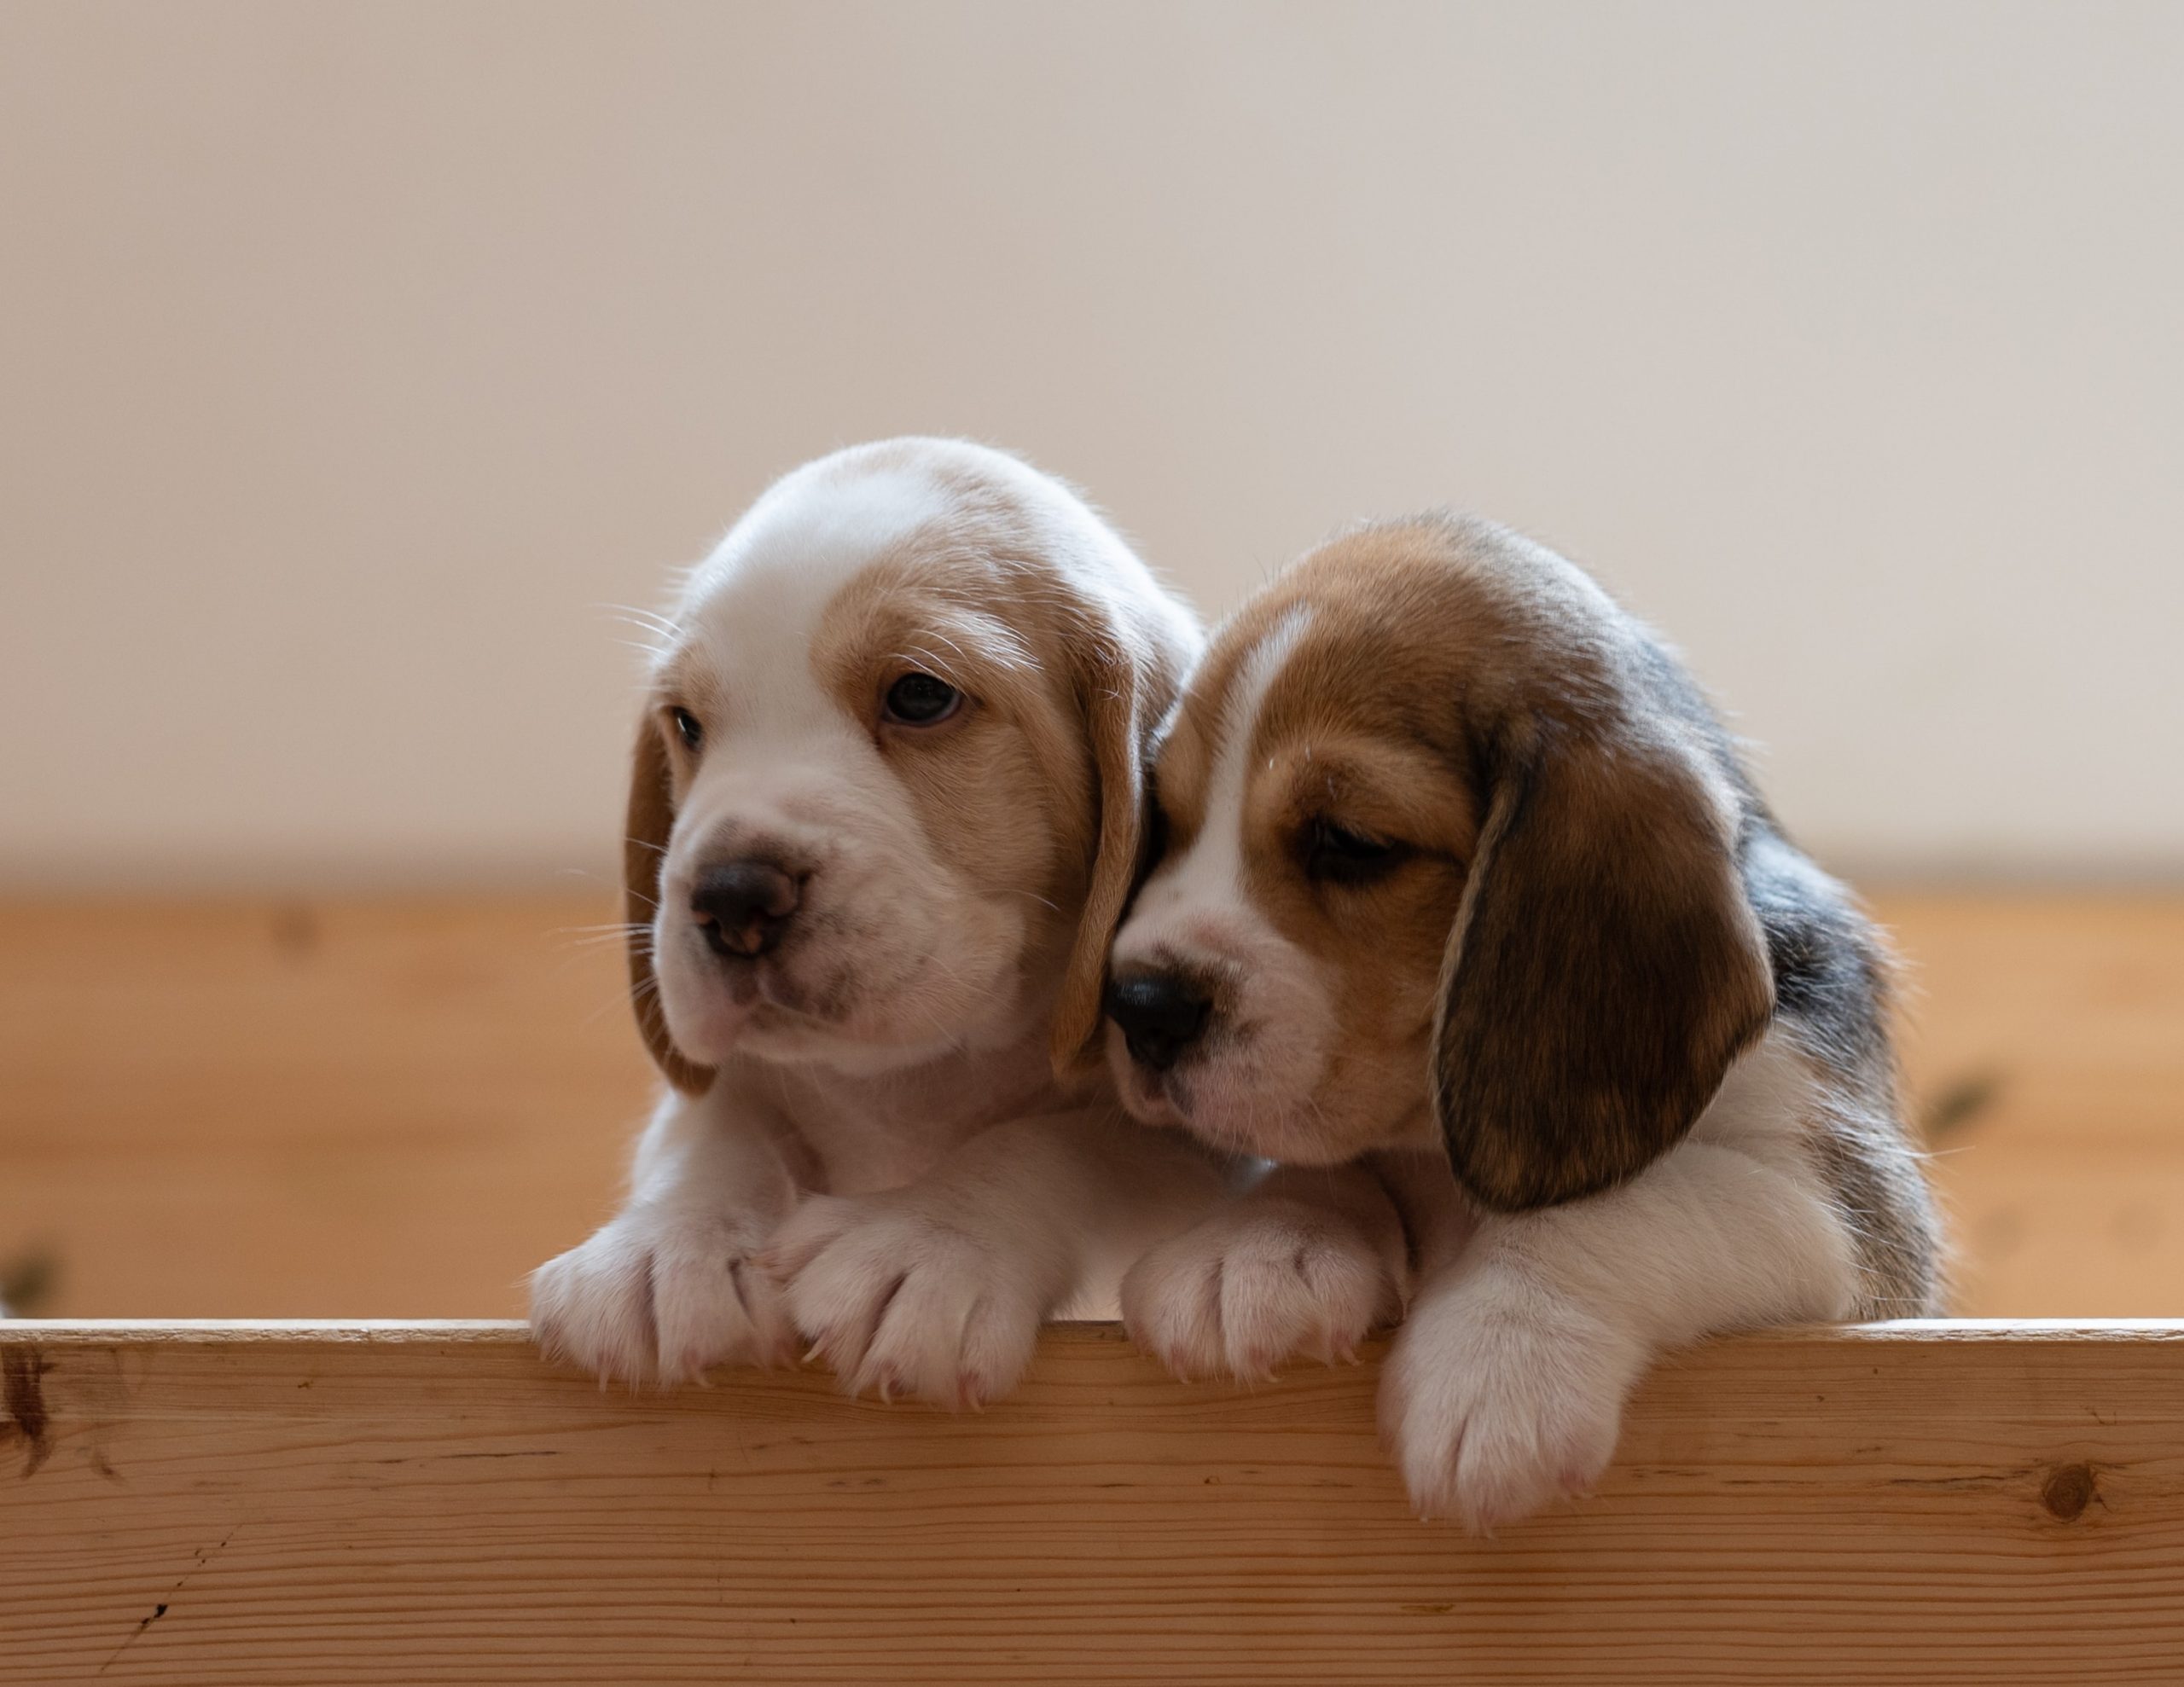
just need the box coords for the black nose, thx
[690,859,801,958]
[1104,969,1213,1072]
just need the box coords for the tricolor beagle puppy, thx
[531,438,1227,1405]
[1104,513,1942,1528]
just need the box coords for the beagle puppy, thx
[531,438,1225,1405]
[1104,513,1942,1528]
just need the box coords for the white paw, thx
[529,1206,795,1386]
[760,1192,1043,1409]
[1120,1196,1402,1381]
[1379,1272,1637,1531]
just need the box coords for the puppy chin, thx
[1185,1094,1355,1167]
[655,973,760,1067]
[1108,1038,1333,1166]
[655,942,833,1065]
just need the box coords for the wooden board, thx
[4,1320,2183,1684]
[0,892,2181,1319]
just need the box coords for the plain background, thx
[3,1,2180,889]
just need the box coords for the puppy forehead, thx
[660,438,1142,707]
[1170,585,1453,801]
[1250,617,1461,767]
[1187,519,1596,783]
[673,461,961,680]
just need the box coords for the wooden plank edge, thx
[9,1316,2184,1348]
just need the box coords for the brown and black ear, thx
[1048,604,1194,1078]
[1433,719,1773,1210]
[625,715,713,1096]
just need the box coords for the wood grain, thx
[3,1319,2183,1684]
[1882,893,2184,1316]
[0,892,2180,1318]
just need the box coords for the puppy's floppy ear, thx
[1433,721,1772,1210]
[1048,606,1190,1077]
[625,715,713,1096]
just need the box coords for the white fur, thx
[531,438,1224,1400]
[1149,606,1313,913]
[1118,1158,1408,1382]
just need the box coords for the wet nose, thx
[690,859,801,959]
[1104,969,1214,1072]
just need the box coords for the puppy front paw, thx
[1120,1195,1403,1382]
[762,1193,1045,1409]
[1380,1273,1635,1532]
[529,1207,794,1386]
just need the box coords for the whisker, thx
[578,974,656,1029]
[913,948,1008,1007]
[593,603,682,638]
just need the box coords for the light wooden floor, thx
[1,893,2180,1319]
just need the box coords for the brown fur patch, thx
[624,716,713,1095]
[809,542,1098,1020]
[802,493,1190,1074]
[1436,713,1773,1209]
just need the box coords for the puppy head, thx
[627,438,1196,1089]
[1105,516,1773,1209]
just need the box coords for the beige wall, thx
[3,1,2180,887]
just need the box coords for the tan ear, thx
[1433,724,1772,1210]
[625,716,713,1095]
[1048,612,1186,1077]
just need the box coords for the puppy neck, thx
[731,1014,1097,1198]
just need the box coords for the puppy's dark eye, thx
[670,707,704,752]
[882,672,962,727]
[1302,817,1409,887]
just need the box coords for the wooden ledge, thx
[6,1321,2184,1683]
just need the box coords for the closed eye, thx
[1300,816,1412,887]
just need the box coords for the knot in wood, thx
[2040,1461,2097,1522]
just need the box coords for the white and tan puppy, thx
[1104,515,1941,1528]
[531,438,1224,1406]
